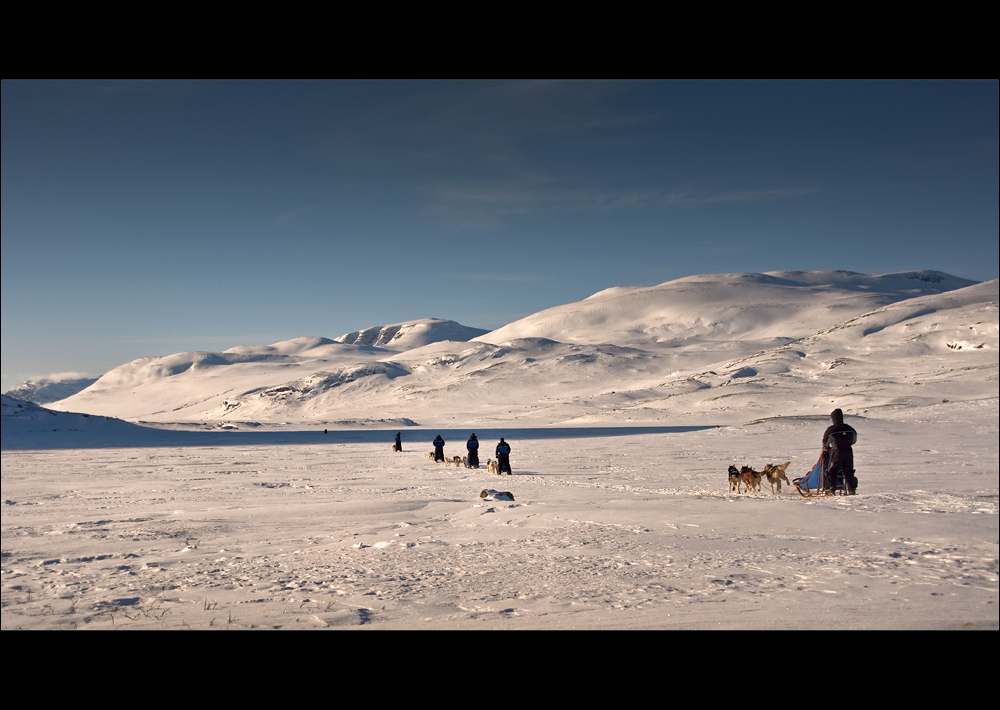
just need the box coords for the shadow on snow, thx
[1,424,716,451]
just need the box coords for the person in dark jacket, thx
[433,435,445,462]
[822,408,857,494]
[466,433,480,468]
[495,438,512,475]
[394,432,402,452]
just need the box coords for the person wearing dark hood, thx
[822,408,858,495]
[394,432,402,452]
[495,437,512,475]
[433,435,445,462]
[466,433,480,468]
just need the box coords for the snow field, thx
[3,400,995,630]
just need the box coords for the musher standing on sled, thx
[466,433,480,468]
[394,432,402,452]
[822,408,858,495]
[495,438,512,475]
[433,435,445,462]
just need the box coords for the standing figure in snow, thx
[433,435,445,462]
[394,432,402,452]
[822,408,858,495]
[495,437,512,475]
[466,433,480,468]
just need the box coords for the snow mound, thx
[224,336,337,356]
[1,395,150,442]
[335,319,489,350]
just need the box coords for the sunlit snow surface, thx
[2,271,996,629]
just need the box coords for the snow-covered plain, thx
[2,271,997,629]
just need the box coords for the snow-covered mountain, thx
[621,278,999,424]
[43,271,996,427]
[4,376,98,405]
[477,270,978,348]
[335,319,489,350]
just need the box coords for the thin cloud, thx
[424,182,822,229]
[656,187,822,205]
[31,371,94,383]
[318,81,662,173]
[95,335,289,347]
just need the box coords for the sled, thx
[793,452,832,497]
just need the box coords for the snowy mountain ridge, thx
[481,270,978,347]
[4,376,99,405]
[17,270,997,427]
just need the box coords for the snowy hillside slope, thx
[45,272,993,427]
[4,376,98,404]
[48,340,393,421]
[208,336,669,425]
[477,270,977,348]
[1,395,152,442]
[215,273,994,427]
[599,279,999,424]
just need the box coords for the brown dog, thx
[763,461,792,494]
[740,465,763,494]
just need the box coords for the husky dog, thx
[740,465,763,494]
[487,459,498,475]
[428,452,436,461]
[452,456,462,467]
[728,465,743,494]
[763,461,792,494]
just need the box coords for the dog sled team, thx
[728,408,859,497]
[397,432,513,475]
[394,408,859,494]
[728,461,792,495]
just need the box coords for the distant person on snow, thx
[495,437,512,475]
[466,433,480,468]
[394,432,402,452]
[822,408,857,495]
[433,435,445,462]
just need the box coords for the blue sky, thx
[2,80,997,392]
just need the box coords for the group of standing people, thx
[423,433,511,473]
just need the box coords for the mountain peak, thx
[335,319,489,350]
